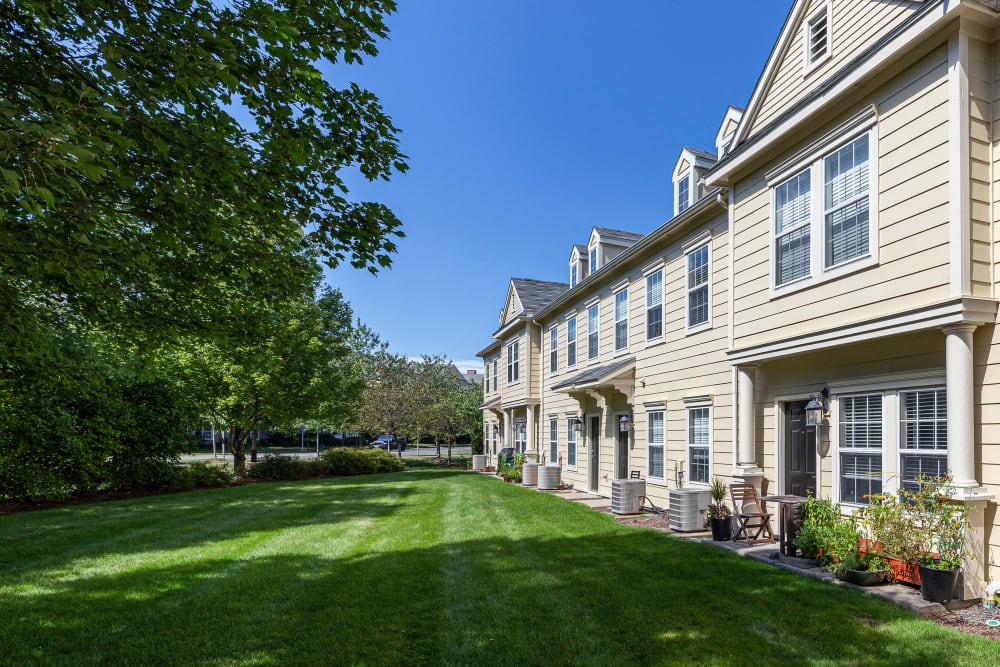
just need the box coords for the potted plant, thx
[707,477,732,541]
[910,475,969,603]
[793,495,857,565]
[855,491,922,585]
[835,547,890,586]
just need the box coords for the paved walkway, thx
[483,472,948,617]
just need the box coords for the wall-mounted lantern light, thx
[572,416,584,433]
[805,388,830,428]
[618,412,632,433]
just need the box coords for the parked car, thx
[369,434,407,451]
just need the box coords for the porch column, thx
[526,404,538,462]
[943,325,977,489]
[503,409,511,448]
[736,365,763,480]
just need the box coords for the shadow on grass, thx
[1,525,993,665]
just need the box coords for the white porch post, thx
[944,325,977,489]
[526,404,538,462]
[736,365,763,481]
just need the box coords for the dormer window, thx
[589,247,598,273]
[805,3,831,72]
[676,172,690,215]
[570,263,578,288]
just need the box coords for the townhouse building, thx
[479,0,1000,599]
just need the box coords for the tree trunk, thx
[230,426,251,478]
[435,437,441,458]
[447,431,453,465]
[250,429,258,463]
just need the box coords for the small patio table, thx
[760,494,808,556]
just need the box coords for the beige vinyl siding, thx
[503,289,522,324]
[970,38,992,298]
[732,46,950,351]
[993,37,1000,290]
[747,0,921,139]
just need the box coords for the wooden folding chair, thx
[730,482,775,544]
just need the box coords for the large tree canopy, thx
[0,0,406,347]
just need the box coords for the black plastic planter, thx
[710,516,732,541]
[918,564,959,603]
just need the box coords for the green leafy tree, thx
[0,0,407,350]
[354,352,419,459]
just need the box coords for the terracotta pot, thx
[885,556,920,586]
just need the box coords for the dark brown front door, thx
[784,401,816,496]
[616,428,629,480]
[589,416,600,492]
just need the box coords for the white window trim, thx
[833,391,887,508]
[686,406,712,487]
[802,1,832,77]
[685,238,712,334]
[768,125,879,299]
[549,418,558,465]
[589,245,599,274]
[647,409,666,483]
[506,340,520,385]
[644,268,665,346]
[587,302,600,364]
[549,326,558,376]
[614,286,629,355]
[566,417,578,471]
[675,169,692,216]
[566,314,578,369]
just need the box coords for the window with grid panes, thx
[587,304,598,361]
[567,316,577,366]
[687,244,709,328]
[549,327,557,374]
[647,411,664,479]
[549,419,558,465]
[899,388,947,492]
[506,341,519,383]
[677,174,690,214]
[646,271,663,340]
[806,6,829,68]
[567,419,577,467]
[839,393,882,504]
[688,407,710,484]
[614,289,628,351]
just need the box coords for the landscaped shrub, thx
[172,461,233,490]
[247,455,322,480]
[793,494,858,565]
[318,448,405,476]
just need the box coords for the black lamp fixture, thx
[618,411,633,433]
[805,388,830,428]
[572,415,584,433]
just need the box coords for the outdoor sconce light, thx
[572,416,584,433]
[805,388,830,428]
[618,411,632,433]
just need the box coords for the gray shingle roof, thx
[592,227,644,242]
[510,278,569,314]
[684,147,718,163]
[551,357,635,391]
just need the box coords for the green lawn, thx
[1,466,996,666]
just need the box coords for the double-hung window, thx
[507,341,519,384]
[614,289,628,352]
[549,327,558,374]
[590,247,598,273]
[570,264,578,288]
[687,244,710,329]
[485,365,490,394]
[492,360,498,391]
[899,388,947,492]
[566,419,577,467]
[687,407,710,484]
[773,130,874,290]
[677,174,690,214]
[514,420,526,453]
[567,316,577,367]
[587,304,599,361]
[647,411,664,480]
[839,394,883,504]
[549,419,558,464]
[646,270,663,341]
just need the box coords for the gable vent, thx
[807,10,828,66]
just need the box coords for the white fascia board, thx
[709,0,953,187]
[727,297,998,364]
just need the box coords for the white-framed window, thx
[677,172,690,214]
[772,129,875,291]
[570,263,578,288]
[587,303,599,361]
[492,360,498,392]
[506,341,519,384]
[549,327,558,374]
[686,243,710,330]
[614,288,628,352]
[567,418,577,468]
[839,393,883,505]
[899,387,947,492]
[647,411,664,480]
[687,407,710,485]
[805,2,831,73]
[492,423,498,454]
[589,247,598,273]
[484,364,490,394]
[549,418,558,464]
[514,420,526,454]
[646,270,663,341]
[567,316,577,367]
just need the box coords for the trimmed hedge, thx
[173,461,233,490]
[246,448,405,481]
[247,455,321,480]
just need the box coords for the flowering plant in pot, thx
[909,475,969,603]
[706,477,732,541]
[855,490,923,585]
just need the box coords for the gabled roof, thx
[674,146,717,178]
[551,357,635,392]
[509,278,568,315]
[684,147,718,163]
[592,227,644,242]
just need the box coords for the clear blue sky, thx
[330,1,791,371]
